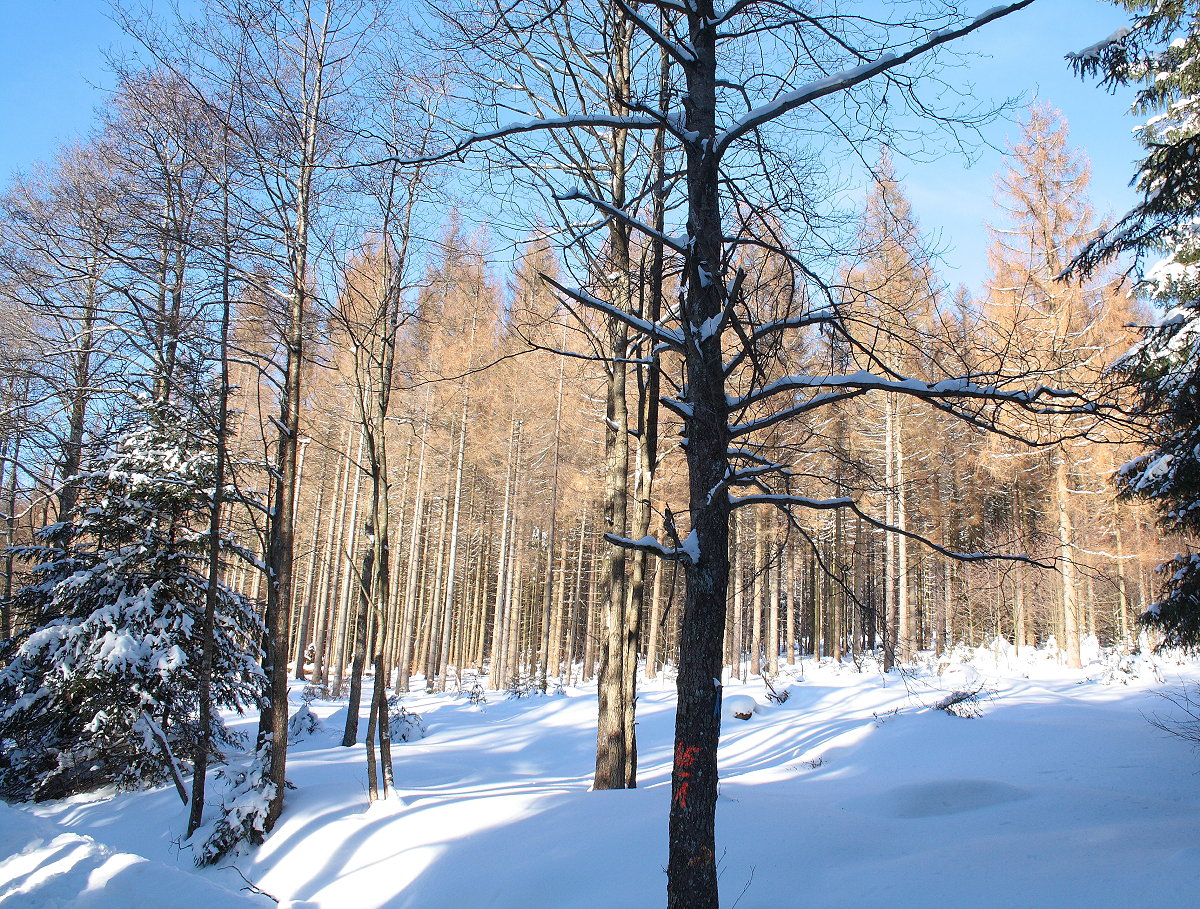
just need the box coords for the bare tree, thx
[406,2,1113,906]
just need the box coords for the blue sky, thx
[0,1,1142,296]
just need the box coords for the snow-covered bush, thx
[456,673,487,706]
[287,704,322,744]
[0,401,262,802]
[506,674,539,699]
[193,742,276,867]
[388,697,426,743]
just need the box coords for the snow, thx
[1068,25,1133,62]
[0,802,266,907]
[5,645,1200,907]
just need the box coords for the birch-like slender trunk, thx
[293,467,327,679]
[1057,450,1083,668]
[397,407,430,690]
[187,178,232,838]
[332,433,365,692]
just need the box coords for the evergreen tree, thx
[0,398,262,801]
[1073,3,1200,646]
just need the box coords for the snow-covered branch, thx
[541,273,685,351]
[605,531,693,564]
[714,0,1037,156]
[554,189,688,255]
[729,390,866,438]
[368,113,668,168]
[729,492,1053,568]
[612,0,695,66]
[729,369,1087,416]
[723,305,841,377]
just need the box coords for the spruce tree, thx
[1072,2,1200,647]
[0,398,262,801]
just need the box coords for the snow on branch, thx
[729,369,1088,416]
[714,0,1037,156]
[369,114,669,168]
[605,531,694,564]
[613,0,696,66]
[724,390,868,438]
[722,300,842,379]
[729,389,867,437]
[729,492,1052,568]
[1067,26,1133,66]
[554,189,689,255]
[541,273,685,350]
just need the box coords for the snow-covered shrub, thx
[1099,648,1164,686]
[0,401,262,802]
[933,687,986,719]
[388,697,426,743]
[287,704,322,744]
[763,675,790,705]
[506,674,539,699]
[456,673,487,706]
[194,742,276,867]
[301,683,330,704]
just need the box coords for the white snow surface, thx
[5,644,1200,908]
[0,801,266,907]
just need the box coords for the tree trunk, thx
[293,469,327,680]
[667,8,732,901]
[341,540,373,746]
[1056,451,1083,668]
[187,186,232,838]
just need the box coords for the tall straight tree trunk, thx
[565,518,588,682]
[58,278,99,521]
[667,7,733,901]
[424,470,452,686]
[582,545,599,683]
[539,359,565,690]
[786,544,798,664]
[548,535,569,682]
[1114,503,1131,650]
[293,468,327,679]
[1057,451,1083,668]
[594,8,635,792]
[895,406,911,659]
[488,418,518,686]
[314,428,353,684]
[438,397,470,691]
[397,407,430,690]
[768,538,781,676]
[187,180,233,838]
[883,394,896,670]
[1,428,22,641]
[751,508,765,676]
[332,434,365,692]
[646,560,664,679]
[730,514,742,679]
[342,541,373,746]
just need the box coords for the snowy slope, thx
[0,801,268,907]
[5,643,1200,908]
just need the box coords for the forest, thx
[3,1,1200,907]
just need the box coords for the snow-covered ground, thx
[5,641,1200,908]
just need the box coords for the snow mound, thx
[879,779,1031,819]
[0,802,267,907]
[288,703,322,744]
[935,663,982,691]
[722,694,758,721]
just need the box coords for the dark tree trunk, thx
[667,4,731,904]
[188,184,232,838]
[342,541,374,746]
